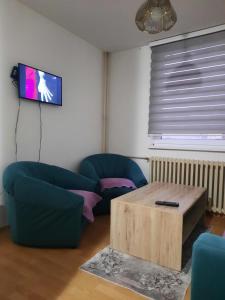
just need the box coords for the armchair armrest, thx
[191,233,225,300]
[125,161,147,188]
[79,160,100,182]
[15,174,84,209]
[13,175,85,248]
[50,165,98,192]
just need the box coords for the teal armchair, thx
[79,153,147,215]
[3,161,97,248]
[191,233,225,300]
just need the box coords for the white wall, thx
[108,46,150,179]
[0,0,103,210]
[108,46,225,180]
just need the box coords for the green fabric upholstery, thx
[93,187,132,215]
[3,161,97,248]
[191,233,225,300]
[79,153,147,214]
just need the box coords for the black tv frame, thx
[18,63,62,107]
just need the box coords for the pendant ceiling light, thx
[135,0,177,34]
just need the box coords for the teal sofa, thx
[191,233,225,300]
[3,161,97,248]
[79,153,147,215]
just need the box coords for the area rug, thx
[80,226,207,300]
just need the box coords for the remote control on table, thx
[155,201,179,207]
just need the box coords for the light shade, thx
[135,0,177,34]
[149,30,225,134]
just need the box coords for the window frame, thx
[148,24,225,152]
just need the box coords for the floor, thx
[0,214,224,300]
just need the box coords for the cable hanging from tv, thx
[10,62,62,162]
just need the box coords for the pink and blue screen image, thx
[19,64,62,105]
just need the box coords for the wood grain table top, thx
[113,182,206,216]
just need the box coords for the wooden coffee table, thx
[110,182,207,271]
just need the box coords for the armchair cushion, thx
[100,178,136,192]
[94,187,133,215]
[69,190,102,222]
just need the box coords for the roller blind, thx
[149,30,225,135]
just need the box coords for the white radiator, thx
[150,157,225,214]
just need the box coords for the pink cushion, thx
[222,231,225,238]
[69,190,102,223]
[100,178,136,192]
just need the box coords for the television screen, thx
[18,63,62,106]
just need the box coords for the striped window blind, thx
[149,30,225,135]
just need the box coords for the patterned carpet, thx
[80,225,207,300]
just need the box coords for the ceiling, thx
[19,0,225,52]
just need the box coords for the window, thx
[149,30,225,149]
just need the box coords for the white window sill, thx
[149,144,225,153]
[149,143,225,153]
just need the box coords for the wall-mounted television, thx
[18,63,62,106]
